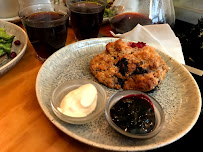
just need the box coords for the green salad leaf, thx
[0,28,15,56]
[104,0,115,18]
[0,49,5,57]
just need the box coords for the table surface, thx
[0,21,202,152]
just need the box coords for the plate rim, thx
[0,20,28,75]
[0,15,21,23]
[36,37,202,151]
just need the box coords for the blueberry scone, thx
[90,39,168,92]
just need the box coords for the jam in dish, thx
[110,94,155,134]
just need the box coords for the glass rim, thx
[66,0,107,8]
[18,3,70,23]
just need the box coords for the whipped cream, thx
[58,83,97,117]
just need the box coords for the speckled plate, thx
[0,20,27,76]
[36,38,201,151]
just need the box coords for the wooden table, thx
[0,23,113,152]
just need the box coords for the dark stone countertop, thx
[150,19,202,152]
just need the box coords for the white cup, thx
[0,0,20,18]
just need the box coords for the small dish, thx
[105,90,165,139]
[51,79,107,124]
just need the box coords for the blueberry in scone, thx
[90,39,168,92]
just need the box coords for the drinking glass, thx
[110,0,175,33]
[19,3,70,61]
[66,0,107,41]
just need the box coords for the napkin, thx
[111,24,185,65]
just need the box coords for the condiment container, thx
[51,79,107,124]
[105,90,165,139]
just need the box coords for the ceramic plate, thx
[0,20,27,76]
[0,16,21,23]
[36,38,201,151]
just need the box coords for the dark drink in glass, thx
[110,12,166,33]
[19,4,70,61]
[67,0,106,41]
[24,12,68,59]
[110,12,153,33]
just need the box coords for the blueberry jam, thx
[110,94,155,134]
[116,58,128,76]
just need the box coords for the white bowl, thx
[51,79,107,124]
[105,90,165,139]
